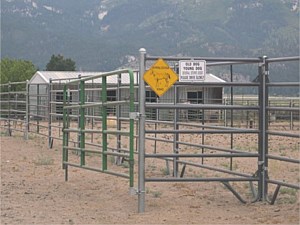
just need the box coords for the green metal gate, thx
[62,69,135,188]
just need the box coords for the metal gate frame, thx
[62,69,135,189]
[137,48,300,212]
[0,81,29,139]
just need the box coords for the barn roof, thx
[29,71,139,84]
[33,71,97,82]
[203,73,225,83]
[29,71,225,84]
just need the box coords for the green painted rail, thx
[62,69,135,188]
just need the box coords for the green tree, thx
[0,58,37,84]
[46,54,76,71]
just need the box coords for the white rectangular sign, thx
[179,60,206,82]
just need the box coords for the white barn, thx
[28,71,225,121]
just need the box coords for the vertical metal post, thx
[77,75,81,151]
[58,81,62,138]
[154,96,159,154]
[91,80,95,143]
[15,89,18,122]
[79,80,86,166]
[258,63,263,201]
[128,69,135,188]
[290,100,293,130]
[7,82,11,136]
[224,98,227,127]
[62,85,69,181]
[230,65,233,170]
[48,79,53,148]
[201,88,205,164]
[37,84,40,133]
[173,85,179,177]
[102,76,108,171]
[264,57,269,199]
[25,80,29,140]
[258,56,268,201]
[116,73,122,165]
[138,48,146,213]
[135,72,139,153]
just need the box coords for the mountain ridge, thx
[1,0,299,84]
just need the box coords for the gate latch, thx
[129,112,141,120]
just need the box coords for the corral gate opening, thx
[61,69,136,189]
[137,48,299,213]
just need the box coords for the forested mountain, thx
[1,0,299,85]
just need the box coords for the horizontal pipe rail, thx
[267,82,300,87]
[63,162,130,179]
[2,91,27,94]
[0,100,27,104]
[267,179,300,189]
[50,102,64,105]
[266,56,300,63]
[145,153,258,158]
[63,128,103,133]
[64,146,130,158]
[63,100,129,109]
[47,124,63,129]
[66,69,132,85]
[28,122,48,128]
[173,121,258,131]
[145,129,258,134]
[5,109,26,113]
[28,114,47,119]
[0,118,24,122]
[50,76,91,82]
[145,103,259,110]
[27,94,48,97]
[145,177,259,182]
[103,130,130,135]
[176,160,254,178]
[176,141,253,154]
[49,89,76,93]
[207,61,260,66]
[0,81,28,85]
[267,154,300,164]
[267,131,300,138]
[267,106,300,112]
[174,82,259,87]
[0,109,26,115]
[145,55,261,62]
[28,105,49,109]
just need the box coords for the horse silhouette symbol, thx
[152,71,170,89]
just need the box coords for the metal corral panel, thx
[30,71,139,85]
[28,84,48,120]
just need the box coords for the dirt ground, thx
[1,129,300,224]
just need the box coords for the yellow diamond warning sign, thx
[143,58,178,97]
